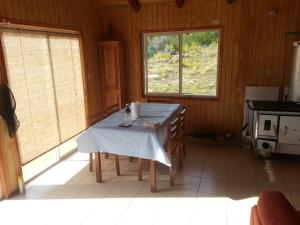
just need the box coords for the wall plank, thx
[100,0,300,135]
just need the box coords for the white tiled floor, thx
[1,139,300,225]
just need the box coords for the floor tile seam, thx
[115,197,136,225]
[195,164,204,196]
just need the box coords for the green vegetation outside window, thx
[143,29,220,97]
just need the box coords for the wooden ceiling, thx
[97,0,173,6]
[94,0,235,9]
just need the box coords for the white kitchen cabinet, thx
[278,116,300,144]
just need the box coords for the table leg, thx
[150,160,156,192]
[115,155,120,176]
[89,153,93,172]
[138,158,143,181]
[95,152,102,183]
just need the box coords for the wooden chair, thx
[89,103,121,177]
[147,98,172,103]
[177,106,186,158]
[166,116,181,185]
[137,116,181,186]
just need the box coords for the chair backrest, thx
[147,98,172,104]
[167,116,179,145]
[177,106,186,135]
[106,103,120,116]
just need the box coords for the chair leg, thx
[167,150,175,186]
[150,160,157,192]
[169,166,175,186]
[180,142,184,162]
[95,152,102,183]
[176,145,182,170]
[183,137,186,156]
[89,153,93,172]
[138,158,143,181]
[115,155,120,176]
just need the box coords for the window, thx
[143,29,220,97]
[0,27,86,173]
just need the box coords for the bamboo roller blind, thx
[0,29,86,164]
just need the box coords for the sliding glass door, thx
[0,28,86,181]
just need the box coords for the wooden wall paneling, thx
[145,3,151,30]
[159,4,165,29]
[255,0,267,85]
[255,0,267,86]
[234,1,248,133]
[215,0,224,132]
[228,2,240,132]
[0,120,21,198]
[215,0,224,133]
[220,0,235,133]
[99,0,300,135]
[16,0,26,20]
[247,0,261,85]
[221,2,232,132]
[125,7,131,99]
[190,2,199,133]
[269,1,282,86]
[226,3,237,132]
[0,122,10,199]
[274,0,292,87]
[170,2,177,29]
[187,0,193,27]
[262,2,274,86]
[231,3,244,132]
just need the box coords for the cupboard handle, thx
[283,126,288,135]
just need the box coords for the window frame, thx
[141,26,222,99]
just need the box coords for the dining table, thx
[76,103,181,192]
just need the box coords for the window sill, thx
[143,94,220,101]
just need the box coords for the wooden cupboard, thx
[99,41,126,112]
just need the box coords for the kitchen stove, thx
[246,100,300,156]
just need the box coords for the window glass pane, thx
[182,31,219,96]
[145,35,179,94]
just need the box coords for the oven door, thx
[279,116,300,144]
[258,115,278,139]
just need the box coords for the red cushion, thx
[257,191,300,225]
[251,206,263,225]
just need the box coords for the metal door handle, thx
[283,126,288,135]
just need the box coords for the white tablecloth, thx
[76,103,181,166]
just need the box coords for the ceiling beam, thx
[128,0,141,12]
[175,0,185,8]
[226,0,235,4]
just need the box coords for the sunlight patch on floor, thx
[0,196,258,225]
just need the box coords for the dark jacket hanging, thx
[0,82,20,137]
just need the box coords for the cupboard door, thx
[102,46,119,87]
[279,116,300,144]
[99,41,123,111]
